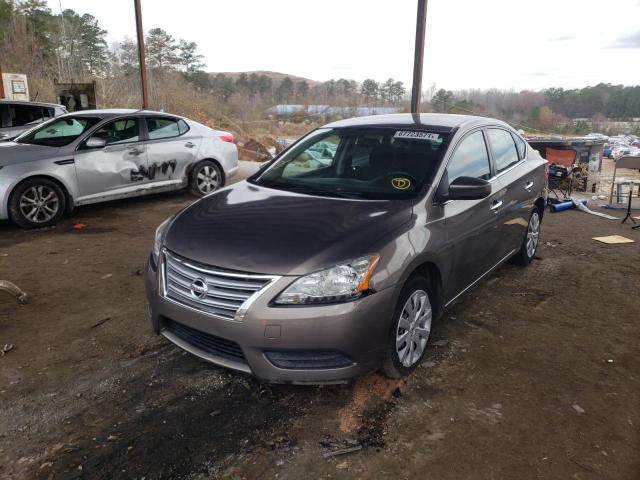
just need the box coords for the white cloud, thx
[49,0,640,90]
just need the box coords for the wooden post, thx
[410,0,428,114]
[134,0,149,109]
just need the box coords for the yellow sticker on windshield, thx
[391,177,411,190]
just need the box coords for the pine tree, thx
[177,39,205,73]
[146,28,178,70]
[361,79,379,103]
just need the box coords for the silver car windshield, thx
[17,116,101,147]
[253,128,450,200]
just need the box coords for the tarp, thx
[546,148,576,167]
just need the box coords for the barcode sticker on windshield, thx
[394,131,440,141]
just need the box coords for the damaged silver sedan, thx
[0,109,238,228]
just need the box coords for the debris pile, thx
[237,135,287,162]
[238,138,273,162]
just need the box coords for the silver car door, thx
[73,117,150,202]
[142,116,201,186]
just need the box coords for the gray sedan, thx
[0,109,238,228]
[146,113,547,383]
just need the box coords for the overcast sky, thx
[48,0,640,91]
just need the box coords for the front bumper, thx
[145,257,395,383]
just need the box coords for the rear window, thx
[146,117,182,140]
[7,104,45,127]
[511,132,527,160]
[487,128,520,174]
[178,119,190,135]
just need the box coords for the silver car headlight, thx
[274,255,380,305]
[152,216,173,264]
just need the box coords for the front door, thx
[141,116,200,186]
[440,129,505,301]
[74,117,149,202]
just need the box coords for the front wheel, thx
[382,276,434,378]
[189,160,222,197]
[510,207,541,266]
[9,178,66,229]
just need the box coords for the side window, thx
[446,131,491,182]
[92,118,140,145]
[0,105,10,128]
[146,117,181,140]
[282,134,340,177]
[43,107,55,121]
[11,105,44,126]
[487,128,520,173]
[511,132,527,160]
[177,119,190,135]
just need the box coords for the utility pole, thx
[134,0,149,109]
[0,63,5,99]
[410,0,428,114]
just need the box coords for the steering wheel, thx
[372,172,418,191]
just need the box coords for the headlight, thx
[152,216,173,263]
[273,255,380,305]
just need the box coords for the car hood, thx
[164,182,412,276]
[0,142,59,167]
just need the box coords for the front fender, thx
[0,166,79,219]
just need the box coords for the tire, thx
[382,275,435,378]
[510,207,542,266]
[9,178,66,229]
[189,160,223,197]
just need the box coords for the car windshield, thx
[252,127,450,199]
[17,116,101,147]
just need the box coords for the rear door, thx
[441,129,506,300]
[142,116,201,185]
[485,128,538,255]
[74,116,150,201]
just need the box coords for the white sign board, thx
[2,73,29,101]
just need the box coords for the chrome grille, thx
[162,250,277,320]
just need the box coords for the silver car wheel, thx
[396,289,432,368]
[526,211,540,258]
[19,185,60,224]
[196,165,219,194]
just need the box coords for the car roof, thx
[323,113,508,132]
[0,99,65,108]
[68,109,182,119]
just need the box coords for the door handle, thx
[524,181,534,191]
[126,146,143,155]
[490,200,503,212]
[185,142,195,148]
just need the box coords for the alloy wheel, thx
[196,165,219,194]
[526,211,540,258]
[19,185,60,224]
[396,289,432,368]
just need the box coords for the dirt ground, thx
[1,163,639,480]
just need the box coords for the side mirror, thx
[85,136,106,149]
[448,176,492,200]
